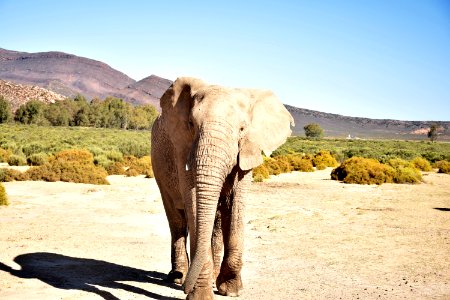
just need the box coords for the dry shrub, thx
[0,168,29,182]
[392,166,422,184]
[7,154,27,166]
[386,158,414,169]
[25,149,109,185]
[263,157,282,175]
[313,150,338,169]
[331,157,395,185]
[253,164,270,181]
[123,155,153,177]
[387,158,422,183]
[287,154,314,172]
[411,157,432,172]
[0,182,8,206]
[53,149,94,164]
[274,156,292,173]
[435,160,450,174]
[106,162,126,175]
[253,173,264,182]
[0,148,12,163]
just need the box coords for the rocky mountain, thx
[0,48,172,107]
[0,79,66,111]
[1,48,448,140]
[286,105,450,140]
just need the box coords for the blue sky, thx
[1,0,449,121]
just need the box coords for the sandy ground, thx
[0,169,449,300]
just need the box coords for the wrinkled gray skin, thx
[151,77,294,300]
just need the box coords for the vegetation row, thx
[0,149,154,185]
[0,95,158,130]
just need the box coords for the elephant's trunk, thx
[183,122,235,294]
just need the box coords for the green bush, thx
[312,150,339,169]
[331,157,395,185]
[106,150,123,162]
[0,182,8,206]
[22,142,46,156]
[411,157,432,172]
[93,154,112,169]
[435,160,450,174]
[7,154,27,166]
[27,153,49,166]
[0,168,29,182]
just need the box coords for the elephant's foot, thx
[166,269,186,284]
[216,274,243,297]
[186,287,214,300]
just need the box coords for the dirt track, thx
[1,169,449,299]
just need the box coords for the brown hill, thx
[286,105,450,140]
[0,79,66,111]
[0,48,172,107]
[1,48,448,140]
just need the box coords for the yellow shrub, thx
[106,162,126,175]
[0,168,29,182]
[0,148,12,163]
[25,149,109,185]
[286,154,314,172]
[53,149,94,165]
[0,182,8,206]
[253,164,270,180]
[123,155,153,176]
[263,157,282,175]
[313,150,338,168]
[331,157,395,185]
[393,166,422,184]
[435,160,450,174]
[411,157,432,172]
[386,158,414,169]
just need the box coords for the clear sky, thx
[1,0,449,121]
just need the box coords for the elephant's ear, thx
[239,90,295,171]
[160,77,206,144]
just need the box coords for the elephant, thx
[151,77,294,299]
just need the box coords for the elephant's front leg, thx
[216,170,250,296]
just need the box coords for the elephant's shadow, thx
[0,252,181,300]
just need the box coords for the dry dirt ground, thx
[1,169,449,300]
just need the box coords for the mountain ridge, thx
[0,48,171,107]
[1,48,448,140]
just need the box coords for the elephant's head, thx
[159,77,294,293]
